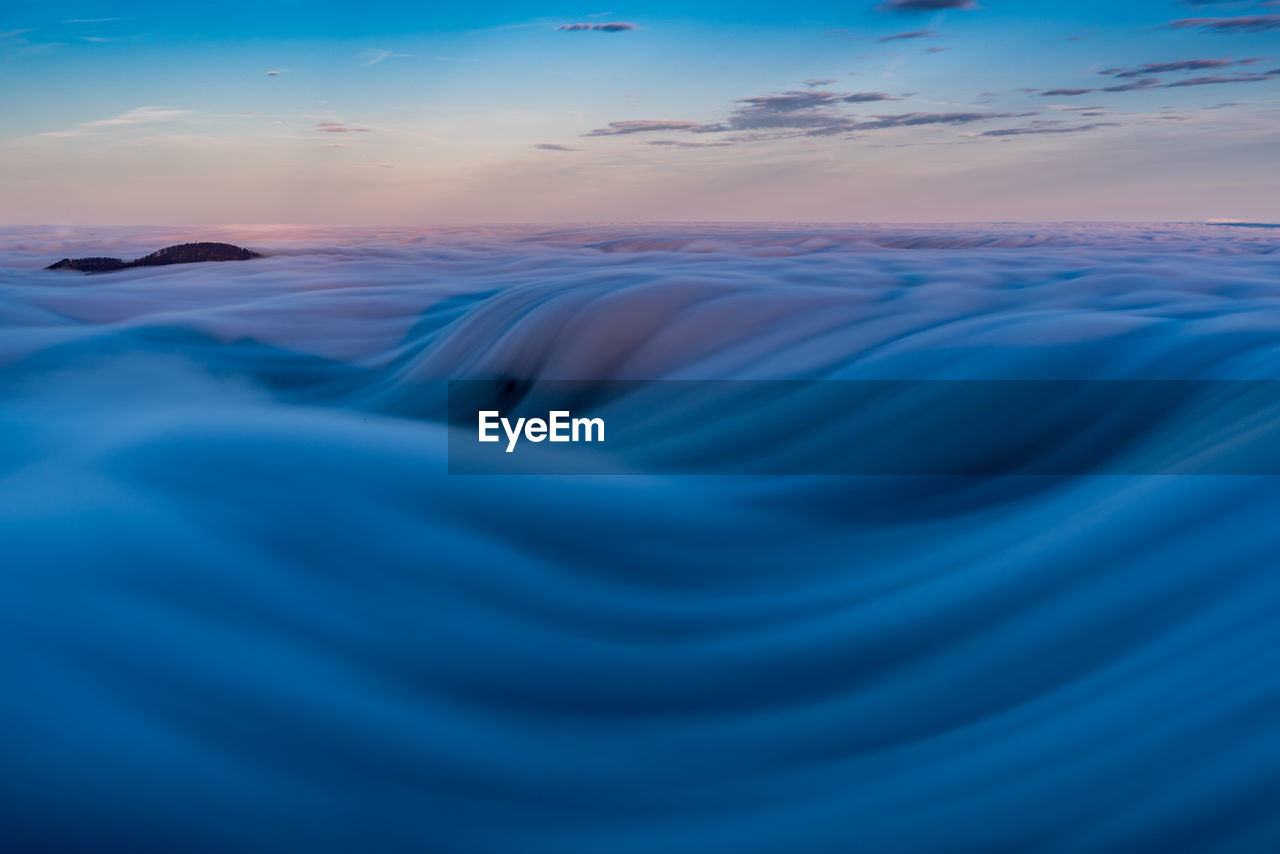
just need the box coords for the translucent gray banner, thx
[447,380,1280,475]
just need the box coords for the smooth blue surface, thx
[3,223,1280,851]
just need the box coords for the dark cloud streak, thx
[851,112,1017,130]
[642,140,734,148]
[1165,71,1280,86]
[584,120,709,136]
[558,22,638,32]
[877,30,936,43]
[733,90,899,111]
[983,122,1115,137]
[1100,77,1162,92]
[1108,58,1260,77]
[1169,15,1280,32]
[707,90,904,137]
[878,0,978,12]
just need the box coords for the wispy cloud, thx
[1041,88,1096,96]
[851,111,1016,130]
[878,29,938,42]
[734,91,899,111]
[364,50,413,66]
[1106,58,1262,77]
[877,0,978,12]
[584,90,1004,144]
[38,106,193,138]
[315,121,371,133]
[643,140,734,148]
[1170,15,1280,32]
[585,120,710,136]
[1101,77,1162,92]
[534,143,578,151]
[558,22,638,32]
[983,121,1115,136]
[708,90,905,136]
[1165,70,1280,86]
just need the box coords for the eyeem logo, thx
[478,410,605,453]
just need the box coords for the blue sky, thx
[2,0,1278,222]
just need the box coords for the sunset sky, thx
[2,0,1279,223]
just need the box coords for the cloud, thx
[803,78,838,87]
[365,50,413,66]
[587,91,991,144]
[91,106,191,126]
[642,140,735,148]
[1100,77,1162,92]
[713,113,854,136]
[265,70,280,76]
[584,120,709,136]
[842,91,901,102]
[924,46,950,52]
[877,0,978,12]
[878,29,937,42]
[1165,71,1280,86]
[558,22,638,31]
[734,90,898,111]
[705,90,904,137]
[38,106,192,138]
[1107,58,1261,77]
[1041,88,1096,96]
[851,111,1017,130]
[983,121,1115,136]
[1170,15,1280,32]
[534,143,578,151]
[315,121,371,133]
[325,143,347,148]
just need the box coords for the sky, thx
[1,0,1278,223]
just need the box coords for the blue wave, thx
[2,223,1280,852]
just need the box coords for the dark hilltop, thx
[47,242,263,273]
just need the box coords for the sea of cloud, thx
[2,223,1279,852]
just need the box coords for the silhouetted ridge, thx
[46,242,262,273]
[45,257,130,272]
